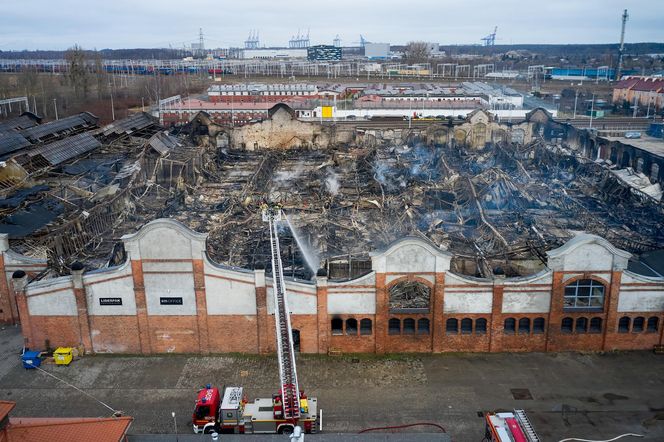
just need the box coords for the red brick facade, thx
[3,223,663,355]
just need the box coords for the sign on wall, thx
[99,297,123,306]
[160,297,183,305]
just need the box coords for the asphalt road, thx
[1,325,662,441]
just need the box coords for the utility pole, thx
[589,93,595,129]
[573,90,579,119]
[109,81,115,121]
[616,9,628,81]
[53,98,58,120]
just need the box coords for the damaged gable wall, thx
[230,106,336,150]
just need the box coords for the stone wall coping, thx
[25,275,73,295]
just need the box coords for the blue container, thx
[22,351,41,369]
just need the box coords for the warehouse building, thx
[207,83,319,103]
[307,45,342,61]
[4,221,663,355]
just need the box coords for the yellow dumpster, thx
[53,347,73,365]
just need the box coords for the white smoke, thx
[325,168,340,195]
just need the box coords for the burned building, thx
[1,105,663,354]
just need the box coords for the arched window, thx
[618,316,631,333]
[647,317,659,333]
[589,317,602,333]
[389,280,431,312]
[518,318,531,334]
[632,316,645,333]
[561,317,573,333]
[504,318,516,334]
[461,318,473,334]
[388,318,401,335]
[346,318,358,335]
[475,318,487,334]
[575,317,588,333]
[446,318,458,334]
[417,318,430,335]
[403,318,416,334]
[564,279,605,311]
[360,318,372,335]
[533,317,545,334]
[331,317,343,335]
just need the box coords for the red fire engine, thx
[192,206,320,435]
[484,409,540,442]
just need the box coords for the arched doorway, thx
[292,329,300,352]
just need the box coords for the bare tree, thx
[65,44,90,99]
[402,41,430,65]
[93,50,108,100]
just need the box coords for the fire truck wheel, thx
[278,425,294,435]
[203,427,215,434]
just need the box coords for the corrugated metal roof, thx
[20,112,98,142]
[0,132,32,157]
[0,114,40,133]
[27,132,101,166]
[148,131,180,155]
[101,112,156,137]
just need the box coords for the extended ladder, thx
[263,206,301,420]
[514,409,541,442]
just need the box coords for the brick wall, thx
[7,222,664,355]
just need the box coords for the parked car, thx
[625,131,641,139]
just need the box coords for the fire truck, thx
[484,409,540,442]
[192,206,320,435]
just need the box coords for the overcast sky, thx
[1,0,663,51]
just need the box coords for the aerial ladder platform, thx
[263,205,301,420]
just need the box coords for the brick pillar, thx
[316,275,328,354]
[71,265,93,353]
[11,272,31,347]
[255,269,270,354]
[193,259,209,354]
[431,272,445,353]
[602,270,623,351]
[131,260,152,354]
[488,277,504,353]
[546,271,565,352]
[374,273,388,354]
[0,234,14,324]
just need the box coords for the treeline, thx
[0,48,192,60]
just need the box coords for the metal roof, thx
[0,132,32,157]
[148,131,180,155]
[20,112,98,142]
[101,112,156,137]
[26,132,101,166]
[0,114,40,133]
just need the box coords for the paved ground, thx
[1,325,663,441]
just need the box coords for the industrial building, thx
[307,45,342,61]
[364,43,391,60]
[207,83,319,103]
[240,48,307,59]
[1,105,663,356]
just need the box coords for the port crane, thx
[481,26,498,46]
[191,204,318,435]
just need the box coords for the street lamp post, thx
[171,411,178,442]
